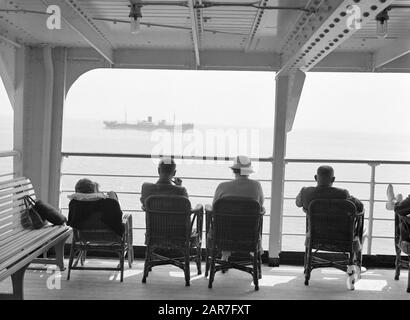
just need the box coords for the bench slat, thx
[0,226,70,271]
[0,214,27,235]
[0,178,31,190]
[0,226,26,242]
[0,214,18,227]
[0,227,59,264]
[0,191,36,206]
[0,205,25,221]
[0,229,32,247]
[0,199,25,215]
[0,227,71,282]
[0,185,34,199]
[0,219,25,234]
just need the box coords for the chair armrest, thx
[204,204,213,234]
[122,213,132,224]
[261,207,266,215]
[190,204,204,236]
[122,213,133,245]
[353,211,365,241]
[355,211,365,217]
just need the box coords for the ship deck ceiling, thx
[0,0,408,71]
[0,259,408,300]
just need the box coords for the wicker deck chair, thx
[393,213,410,292]
[67,210,133,282]
[205,197,264,291]
[142,195,203,286]
[304,199,364,288]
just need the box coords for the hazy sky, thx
[1,70,410,134]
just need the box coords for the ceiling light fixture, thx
[375,9,389,38]
[129,2,143,34]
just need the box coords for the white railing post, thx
[367,162,379,255]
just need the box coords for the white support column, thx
[12,46,25,178]
[41,47,54,201]
[269,70,305,266]
[48,48,68,208]
[11,47,67,207]
[268,75,289,266]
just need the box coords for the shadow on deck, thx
[0,259,408,300]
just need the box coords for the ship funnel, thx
[148,116,152,123]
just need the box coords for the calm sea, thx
[1,115,410,254]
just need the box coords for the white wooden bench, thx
[0,177,72,300]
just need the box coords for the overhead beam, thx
[243,0,267,52]
[0,33,21,48]
[311,51,373,72]
[373,37,410,69]
[375,52,410,73]
[277,0,395,77]
[114,48,280,70]
[188,0,201,68]
[40,0,114,65]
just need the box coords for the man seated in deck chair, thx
[212,155,265,261]
[296,165,364,214]
[67,178,124,236]
[140,158,188,209]
[296,165,365,284]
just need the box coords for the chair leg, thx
[347,252,357,291]
[196,246,202,275]
[120,249,125,283]
[205,248,210,278]
[128,228,134,268]
[142,246,151,284]
[303,246,308,275]
[185,249,191,287]
[407,259,410,293]
[80,250,87,266]
[54,239,66,271]
[128,246,133,269]
[258,253,262,280]
[208,249,217,289]
[67,243,75,281]
[304,246,312,286]
[395,246,401,281]
[131,244,135,263]
[253,251,259,291]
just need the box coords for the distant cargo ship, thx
[103,116,194,131]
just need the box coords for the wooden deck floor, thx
[0,259,409,300]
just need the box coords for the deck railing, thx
[60,152,410,255]
[0,150,20,180]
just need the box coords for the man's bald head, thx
[315,165,335,186]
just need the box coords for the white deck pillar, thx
[12,47,25,178]
[268,70,305,266]
[11,47,67,207]
[268,75,289,266]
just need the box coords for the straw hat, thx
[230,155,254,175]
